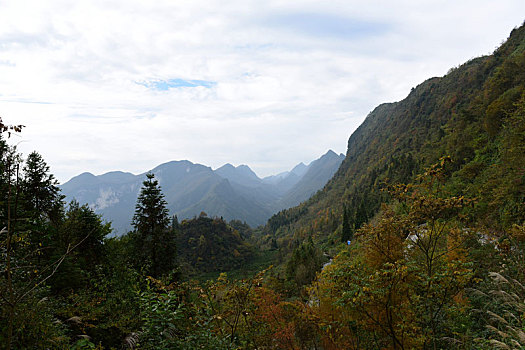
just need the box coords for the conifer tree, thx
[22,151,62,222]
[341,204,352,242]
[171,215,179,230]
[132,173,176,277]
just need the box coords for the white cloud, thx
[0,0,524,182]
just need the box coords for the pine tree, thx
[22,151,62,221]
[341,204,353,243]
[355,200,368,230]
[51,200,111,292]
[132,173,176,277]
[171,215,179,230]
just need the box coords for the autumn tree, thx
[375,161,473,348]
[312,158,475,349]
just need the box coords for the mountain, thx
[278,150,345,208]
[215,164,261,187]
[61,161,227,234]
[176,178,274,228]
[262,171,289,184]
[61,150,344,234]
[255,24,525,348]
[290,162,308,177]
[261,162,311,194]
[266,23,525,249]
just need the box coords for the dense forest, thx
[1,22,525,349]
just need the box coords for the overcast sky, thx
[1,1,524,183]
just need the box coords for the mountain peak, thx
[235,164,259,177]
[62,172,96,186]
[215,163,261,187]
[279,150,345,208]
[98,171,136,184]
[290,162,308,177]
[321,149,343,160]
[217,163,235,170]
[77,171,95,178]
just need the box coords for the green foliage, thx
[266,205,308,234]
[132,173,170,234]
[50,201,111,293]
[54,260,142,347]
[21,151,62,221]
[0,292,69,349]
[285,236,324,295]
[177,216,253,274]
[0,122,69,349]
[131,172,177,278]
[137,279,229,349]
[71,338,97,349]
[340,204,352,242]
[311,161,475,349]
[228,219,253,239]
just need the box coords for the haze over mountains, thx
[61,150,344,233]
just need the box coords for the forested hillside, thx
[266,23,525,251]
[260,22,525,348]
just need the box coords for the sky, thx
[0,1,524,183]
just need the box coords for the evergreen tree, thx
[286,236,322,289]
[22,151,63,223]
[51,200,111,292]
[355,200,368,230]
[171,215,180,230]
[0,135,13,222]
[341,204,353,242]
[132,173,176,277]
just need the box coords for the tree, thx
[0,119,70,349]
[49,200,111,292]
[341,204,353,242]
[132,172,176,277]
[313,159,475,349]
[286,236,323,291]
[21,151,61,219]
[20,151,64,260]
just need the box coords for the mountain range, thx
[60,150,345,233]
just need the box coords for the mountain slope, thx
[177,179,274,226]
[266,23,525,246]
[278,150,345,208]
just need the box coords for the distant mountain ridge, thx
[60,150,344,234]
